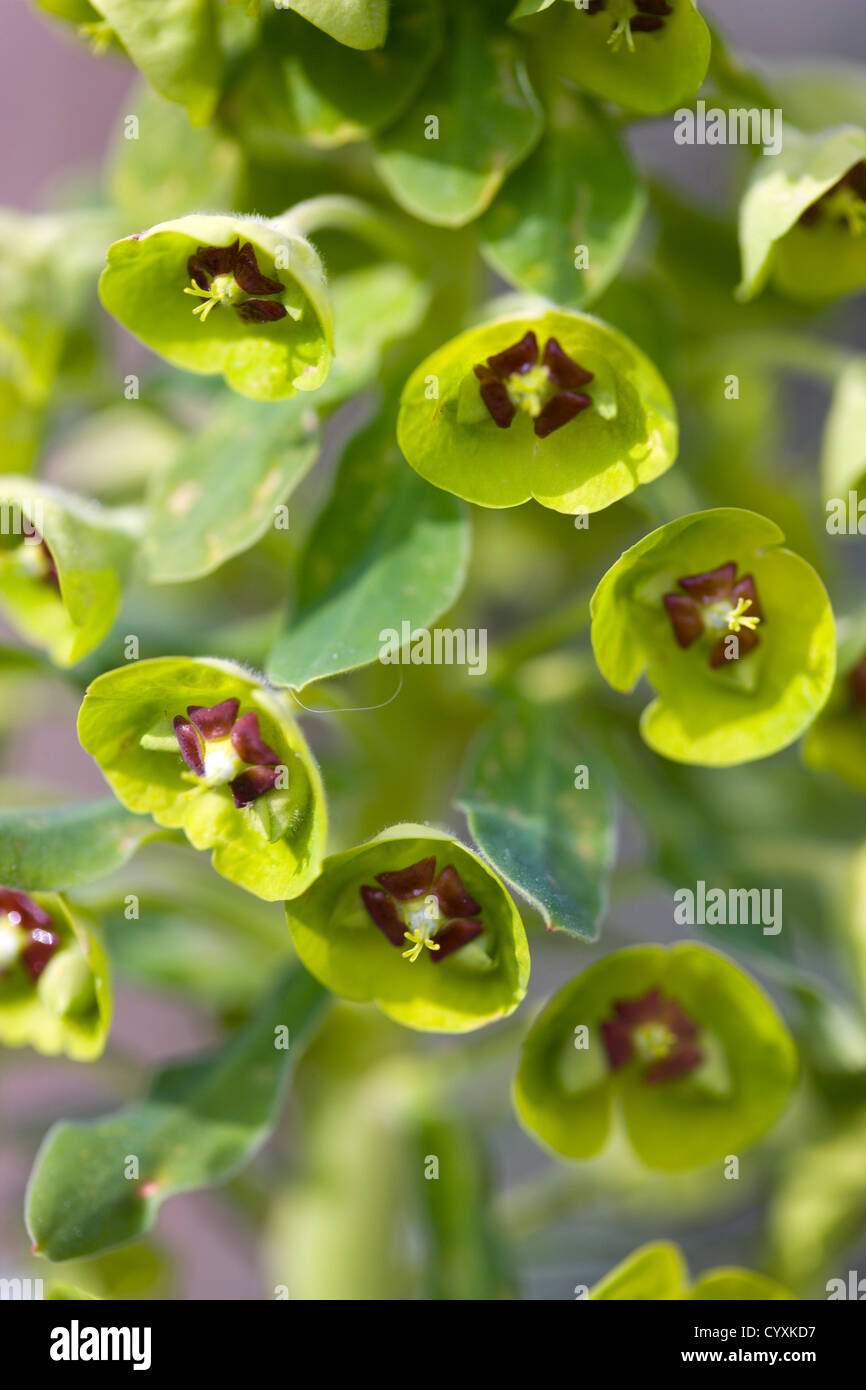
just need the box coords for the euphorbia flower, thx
[172,698,282,809]
[78,657,327,902]
[285,825,530,1032]
[513,944,798,1170]
[0,477,134,668]
[360,856,484,963]
[600,988,702,1083]
[738,126,866,303]
[591,508,835,765]
[662,562,763,669]
[473,332,593,439]
[398,308,677,514]
[0,888,111,1061]
[509,0,711,115]
[99,213,333,401]
[184,240,288,324]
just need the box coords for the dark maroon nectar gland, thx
[585,0,674,49]
[799,163,866,237]
[0,888,59,981]
[601,988,703,1084]
[662,562,763,669]
[172,698,282,807]
[473,332,594,438]
[360,857,485,963]
[184,240,289,324]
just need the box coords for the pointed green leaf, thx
[290,0,389,49]
[457,700,615,939]
[479,89,646,307]
[267,412,471,690]
[374,5,543,227]
[91,0,221,123]
[26,964,329,1261]
[144,395,320,584]
[0,798,158,892]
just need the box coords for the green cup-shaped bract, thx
[0,477,135,668]
[589,1240,793,1300]
[0,891,111,1062]
[738,126,866,304]
[514,944,798,1171]
[77,657,327,902]
[511,0,711,115]
[591,508,836,766]
[99,214,333,401]
[397,308,677,515]
[285,824,530,1033]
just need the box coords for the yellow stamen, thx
[401,929,441,963]
[726,597,761,633]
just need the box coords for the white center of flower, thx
[201,737,243,787]
[0,920,23,968]
[402,894,442,939]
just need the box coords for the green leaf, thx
[267,412,471,690]
[0,477,137,667]
[144,395,320,584]
[290,0,389,49]
[457,701,615,940]
[479,88,646,307]
[822,358,866,500]
[91,0,221,123]
[109,82,242,228]
[374,4,543,227]
[26,964,328,1261]
[226,0,440,153]
[0,798,157,892]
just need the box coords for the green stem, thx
[276,196,420,267]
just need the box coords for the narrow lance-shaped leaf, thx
[457,700,616,940]
[267,412,471,690]
[479,88,646,307]
[0,799,161,892]
[26,964,329,1261]
[144,394,321,584]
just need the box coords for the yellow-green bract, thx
[591,508,836,766]
[738,125,866,303]
[99,213,333,401]
[510,0,711,115]
[77,657,327,902]
[397,308,677,515]
[514,944,798,1171]
[285,824,530,1033]
[589,1240,793,1300]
